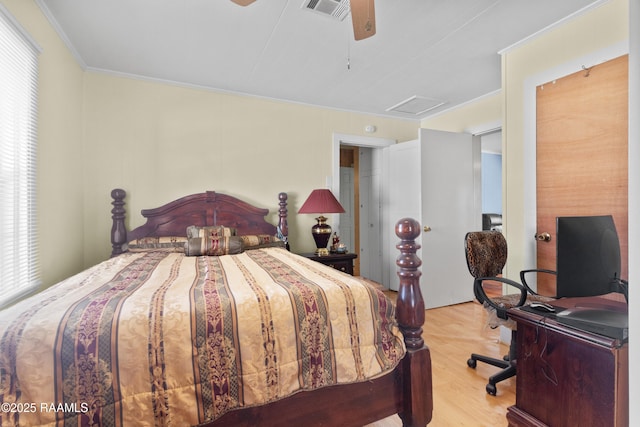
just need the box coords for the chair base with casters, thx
[467,330,517,396]
[464,231,556,396]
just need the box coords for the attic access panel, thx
[387,96,446,115]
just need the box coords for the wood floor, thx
[366,291,515,427]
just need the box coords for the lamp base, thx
[311,215,332,256]
[315,248,330,256]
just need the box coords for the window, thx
[0,7,40,307]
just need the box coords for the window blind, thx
[0,7,40,307]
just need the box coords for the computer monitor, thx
[556,215,622,298]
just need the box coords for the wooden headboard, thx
[110,189,288,256]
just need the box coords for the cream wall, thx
[502,2,633,419]
[3,0,637,420]
[500,0,628,278]
[421,91,501,132]
[2,0,420,285]
[628,1,638,421]
[421,1,628,279]
[1,0,85,288]
[81,73,419,265]
[421,0,636,421]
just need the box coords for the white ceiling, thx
[37,0,601,120]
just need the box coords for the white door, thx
[359,148,384,283]
[383,129,480,309]
[382,139,422,293]
[339,167,355,252]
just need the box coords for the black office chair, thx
[464,231,555,395]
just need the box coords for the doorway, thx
[382,129,480,308]
[332,133,395,283]
[480,129,503,219]
[339,146,359,275]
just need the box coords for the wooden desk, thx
[507,298,628,427]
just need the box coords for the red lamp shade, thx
[298,189,345,256]
[298,189,346,215]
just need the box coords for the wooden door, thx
[536,55,628,296]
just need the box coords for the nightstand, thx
[299,252,358,276]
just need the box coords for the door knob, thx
[535,232,551,242]
[423,226,432,233]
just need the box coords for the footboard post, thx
[395,218,424,349]
[111,188,127,257]
[395,218,433,426]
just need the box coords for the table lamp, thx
[298,189,345,256]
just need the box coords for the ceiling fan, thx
[230,0,376,41]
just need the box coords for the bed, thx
[0,189,432,427]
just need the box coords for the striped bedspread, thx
[0,248,405,426]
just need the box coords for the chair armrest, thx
[473,276,527,319]
[611,277,628,302]
[519,269,557,296]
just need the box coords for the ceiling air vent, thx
[302,0,350,21]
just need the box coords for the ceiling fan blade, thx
[230,0,257,6]
[350,0,376,41]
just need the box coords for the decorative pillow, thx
[126,236,187,252]
[186,225,237,239]
[240,234,286,250]
[184,235,244,256]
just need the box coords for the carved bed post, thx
[395,217,433,427]
[278,192,289,250]
[111,188,127,257]
[395,217,425,349]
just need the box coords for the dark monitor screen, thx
[556,215,621,298]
